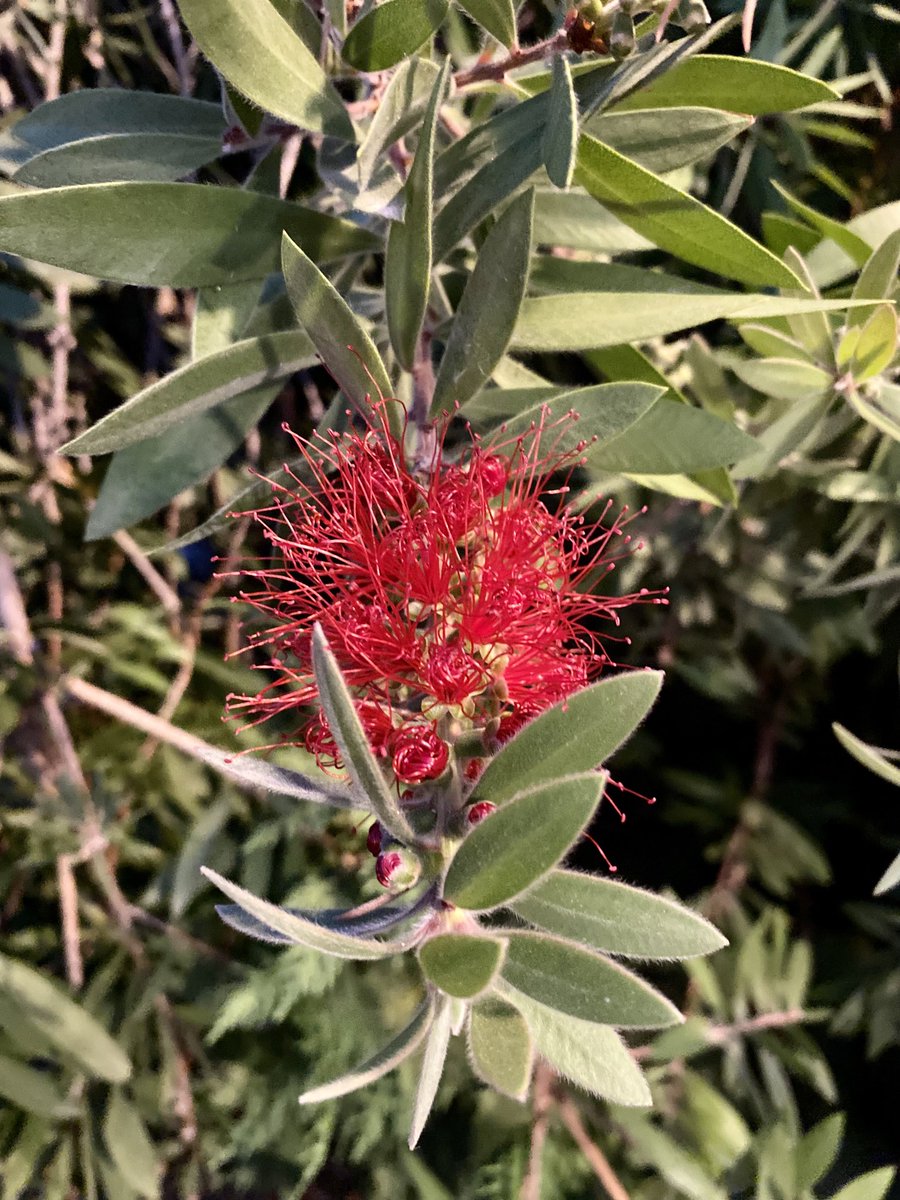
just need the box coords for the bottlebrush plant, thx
[199,395,726,1145]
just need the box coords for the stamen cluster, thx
[227,403,665,784]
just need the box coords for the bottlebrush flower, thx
[226,400,666,779]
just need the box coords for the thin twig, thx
[706,1007,809,1044]
[454,31,568,89]
[557,1094,631,1200]
[112,529,182,617]
[158,0,191,95]
[520,1061,554,1200]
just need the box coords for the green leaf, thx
[342,0,449,71]
[782,246,836,364]
[511,870,726,960]
[312,626,416,841]
[298,996,434,1103]
[828,1169,897,1200]
[64,329,315,457]
[832,724,900,788]
[728,356,833,401]
[0,184,376,286]
[0,953,131,1083]
[797,1112,845,1190]
[532,188,652,253]
[357,57,442,195]
[737,324,813,362]
[463,382,663,451]
[585,107,752,176]
[171,799,230,919]
[0,1055,75,1119]
[443,773,604,912]
[202,866,419,958]
[431,188,534,415]
[500,986,651,1106]
[846,304,898,382]
[282,234,395,421]
[680,1071,751,1174]
[732,393,830,480]
[499,931,682,1028]
[408,995,452,1149]
[850,229,900,325]
[386,58,450,370]
[216,901,408,943]
[418,934,507,999]
[609,55,837,115]
[192,742,358,808]
[458,0,516,45]
[575,133,803,290]
[103,1091,160,1200]
[846,380,900,443]
[542,58,577,191]
[475,673,662,806]
[614,1112,726,1200]
[875,851,900,898]
[589,399,758,474]
[3,91,225,186]
[468,998,533,1100]
[773,183,872,269]
[176,0,352,138]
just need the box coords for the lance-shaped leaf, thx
[846,380,900,444]
[299,996,435,1103]
[511,870,727,960]
[798,1113,846,1190]
[103,1090,161,1199]
[408,995,452,1149]
[386,58,450,370]
[585,107,752,176]
[850,229,900,325]
[443,772,604,912]
[177,0,352,138]
[474,672,662,805]
[500,984,651,1106]
[312,626,416,841]
[468,998,534,1100]
[773,182,871,269]
[282,235,396,426]
[343,0,450,72]
[833,724,900,789]
[0,184,376,287]
[0,953,131,1083]
[216,902,410,943]
[458,0,516,46]
[62,329,316,455]
[5,90,225,187]
[542,57,577,190]
[588,399,758,474]
[842,304,898,383]
[189,742,357,808]
[431,188,534,415]
[499,931,682,1028]
[418,933,507,999]
[202,867,420,958]
[575,134,802,290]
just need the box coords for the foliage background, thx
[0,0,899,1197]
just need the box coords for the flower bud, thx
[466,801,497,827]
[366,821,383,857]
[609,10,635,59]
[375,850,421,889]
[675,0,710,31]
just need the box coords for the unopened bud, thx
[675,0,711,31]
[366,821,383,857]
[466,801,497,827]
[375,849,421,889]
[609,10,635,58]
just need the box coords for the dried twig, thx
[557,1094,632,1200]
[454,31,567,89]
[112,529,182,617]
[520,1061,555,1200]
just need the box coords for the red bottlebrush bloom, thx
[226,400,666,777]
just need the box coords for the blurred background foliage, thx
[0,1,899,1198]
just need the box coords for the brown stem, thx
[454,31,568,89]
[112,529,182,618]
[557,1095,632,1200]
[520,1061,554,1200]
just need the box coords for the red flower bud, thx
[466,801,496,826]
[375,850,421,889]
[391,723,449,784]
[366,821,383,857]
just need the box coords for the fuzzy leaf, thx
[342,0,449,72]
[797,1113,845,1190]
[850,229,900,325]
[474,672,662,805]
[386,58,450,369]
[176,0,352,138]
[500,986,651,1105]
[458,0,516,45]
[282,235,395,422]
[408,995,452,1149]
[585,107,752,176]
[298,997,434,1103]
[846,304,898,382]
[191,743,358,809]
[0,184,376,287]
[312,627,416,839]
[418,934,507,999]
[468,998,533,1100]
[103,1091,160,1199]
[0,1055,76,1119]
[499,931,682,1029]
[216,902,409,943]
[202,867,418,958]
[442,773,604,912]
[511,870,727,960]
[542,57,577,191]
[432,188,534,415]
[728,357,833,402]
[589,399,758,474]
